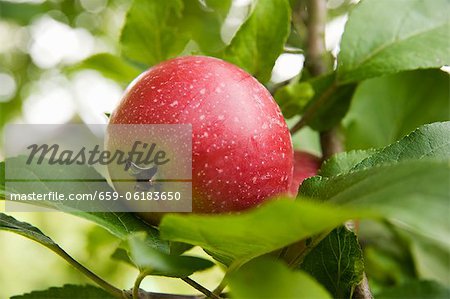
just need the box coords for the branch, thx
[126,275,221,299]
[181,277,221,299]
[289,0,330,136]
[305,0,327,77]
[52,246,124,298]
[320,127,343,159]
[123,289,205,299]
[133,272,150,299]
[353,273,374,299]
[290,0,340,160]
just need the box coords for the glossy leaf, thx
[320,122,450,177]
[0,212,57,249]
[160,199,370,266]
[223,0,291,82]
[301,227,365,298]
[120,0,189,66]
[318,150,376,177]
[180,0,231,54]
[228,257,331,299]
[349,122,450,171]
[344,70,450,150]
[302,123,450,283]
[125,233,214,277]
[301,160,450,245]
[338,0,450,82]
[120,0,232,66]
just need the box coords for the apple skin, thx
[289,151,321,196]
[108,56,293,215]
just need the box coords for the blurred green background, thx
[1,0,448,298]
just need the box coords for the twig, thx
[304,0,343,159]
[212,280,228,298]
[52,246,124,298]
[305,0,327,77]
[181,277,221,299]
[353,273,374,299]
[127,274,220,299]
[290,0,330,134]
[123,289,205,299]
[133,272,149,299]
[320,126,343,160]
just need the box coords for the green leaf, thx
[170,241,194,255]
[300,227,365,299]
[0,1,51,25]
[10,284,115,299]
[319,150,376,177]
[407,233,450,285]
[223,0,291,83]
[160,199,371,266]
[120,0,189,66]
[318,121,450,177]
[338,0,450,83]
[0,157,167,251]
[274,82,315,119]
[69,53,143,85]
[344,69,450,150]
[119,0,232,65]
[204,0,232,19]
[125,233,214,277]
[349,122,450,171]
[0,212,58,249]
[303,123,450,285]
[111,247,134,266]
[228,257,331,299]
[301,160,450,246]
[179,0,231,54]
[376,280,450,299]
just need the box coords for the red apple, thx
[108,56,293,214]
[289,151,321,196]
